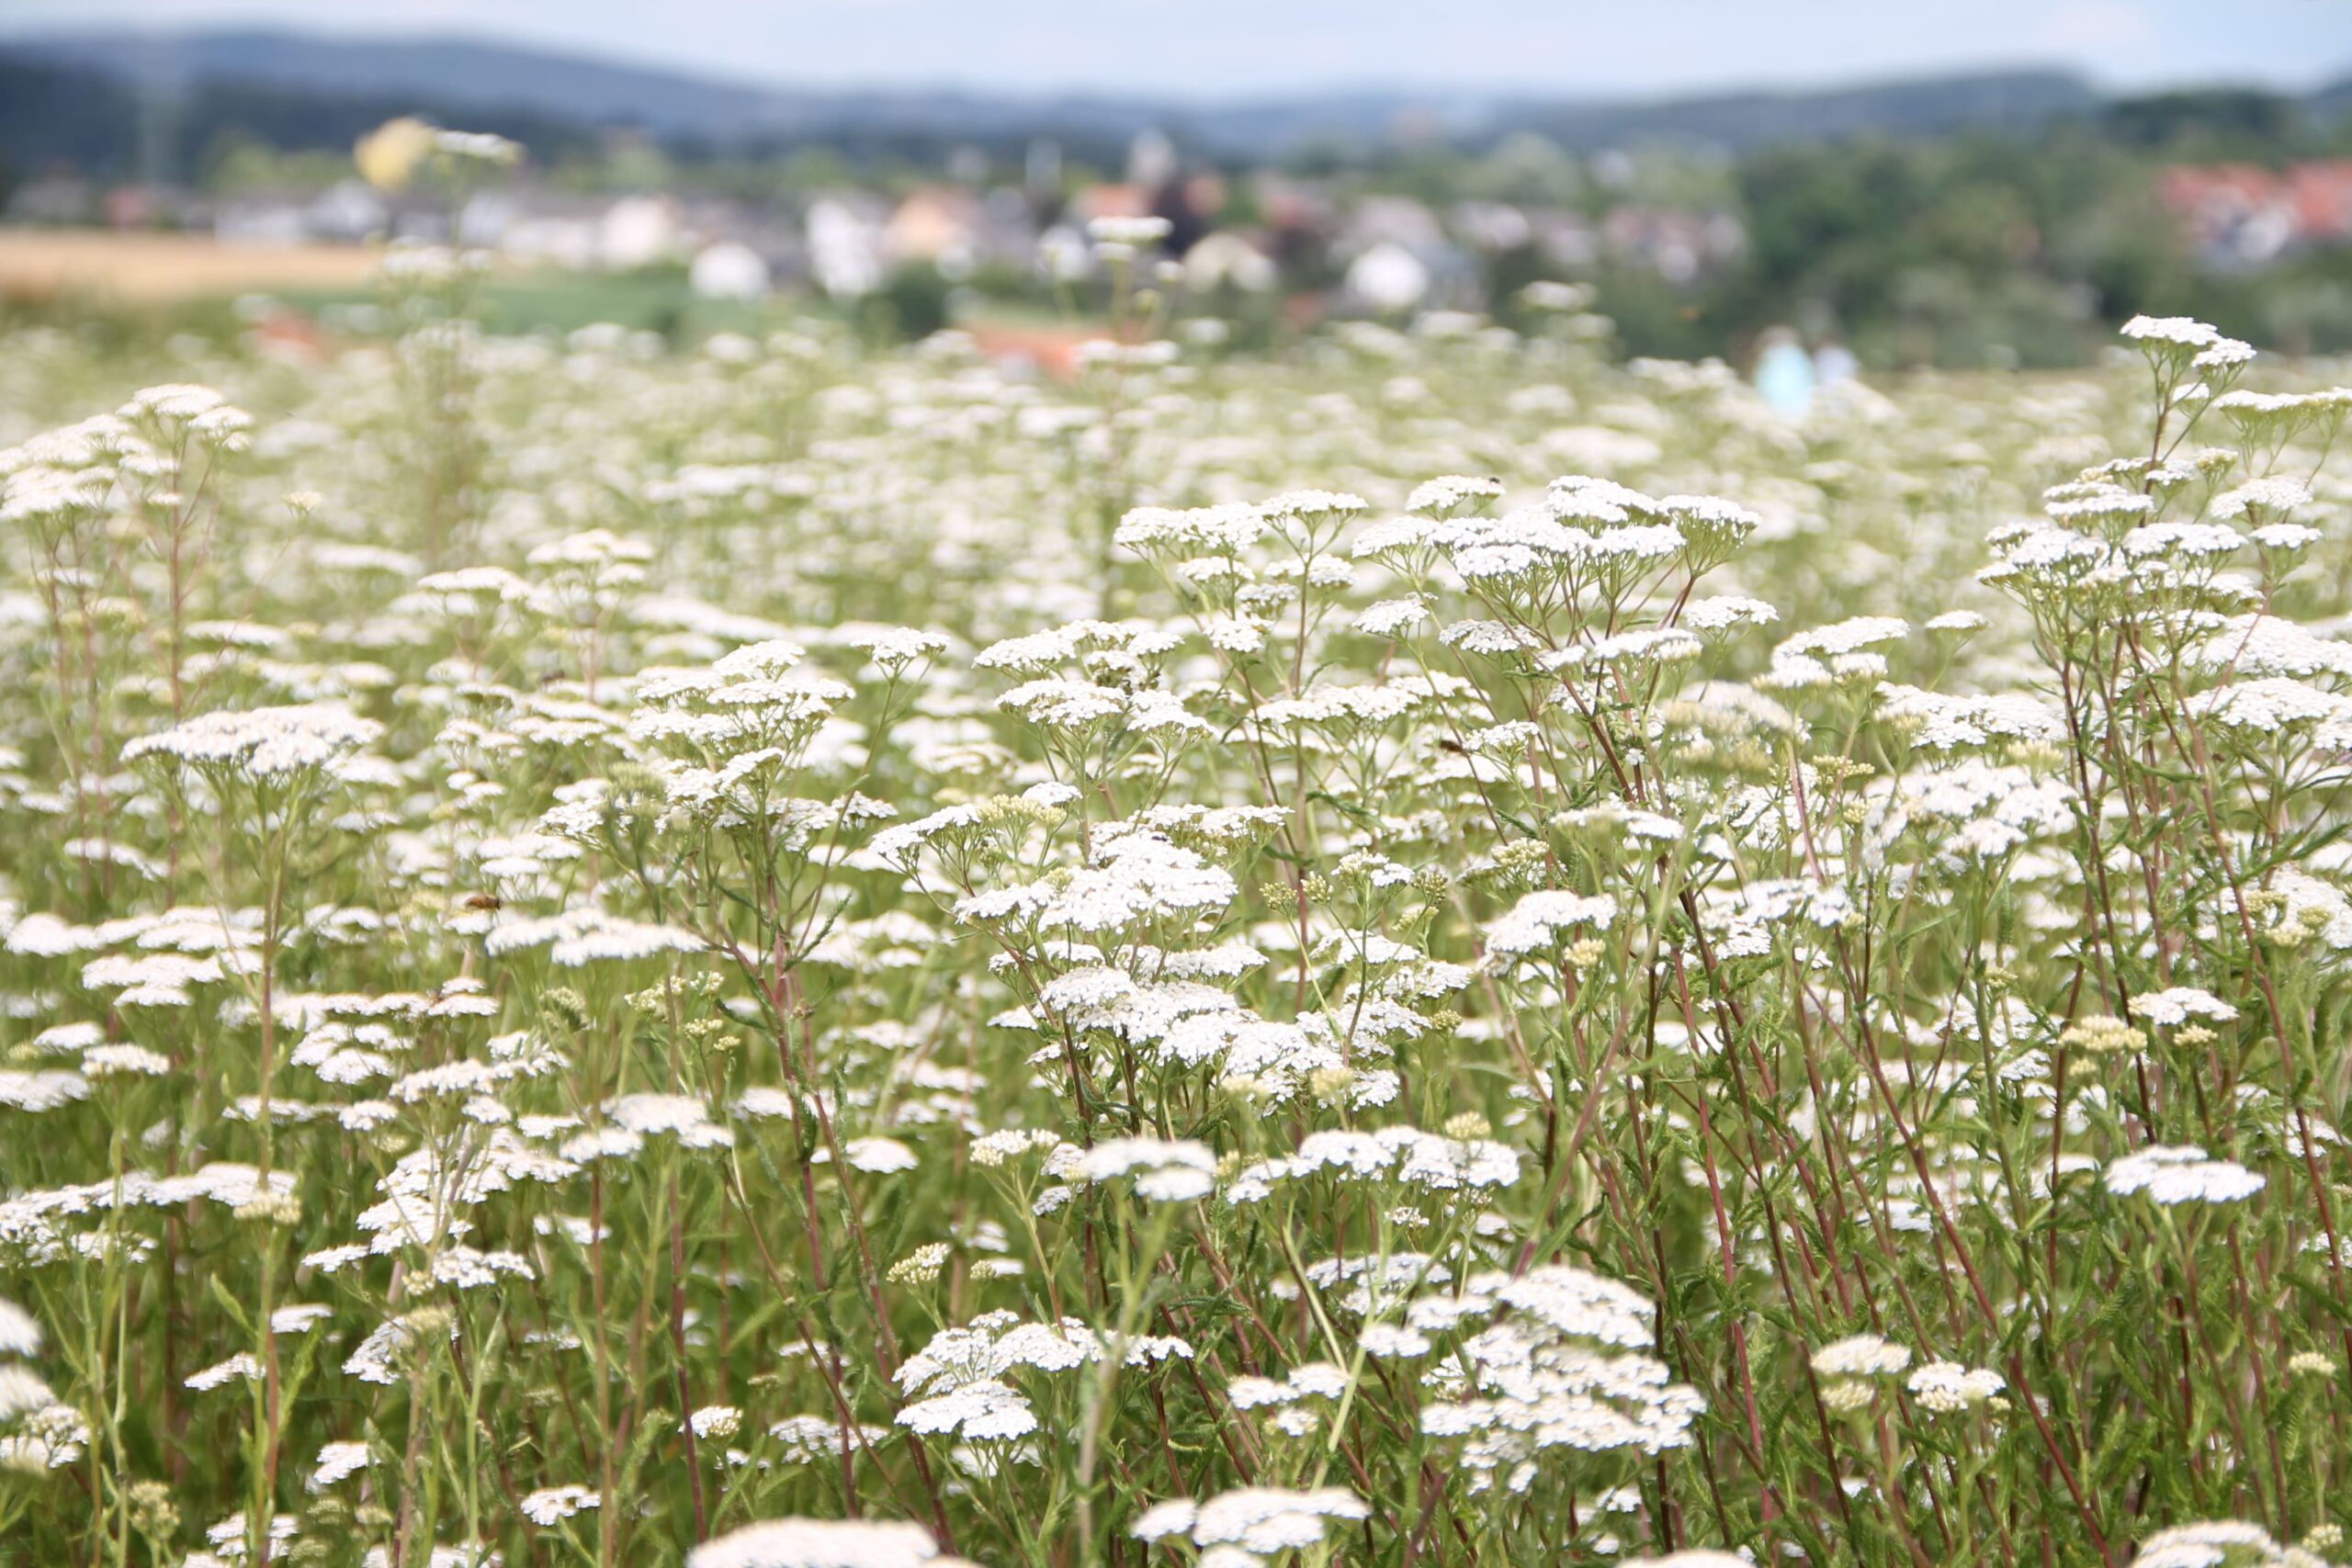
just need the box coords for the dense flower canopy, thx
[0,281,2347,1568]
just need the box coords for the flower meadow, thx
[3,277,2352,1568]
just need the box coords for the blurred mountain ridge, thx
[4,25,2301,157]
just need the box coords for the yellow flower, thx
[355,118,436,192]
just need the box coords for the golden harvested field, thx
[0,228,379,302]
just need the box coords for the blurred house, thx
[1038,182,1170,282]
[2299,164,2352,241]
[1528,210,1600,270]
[2160,161,2352,269]
[1183,231,1278,293]
[100,185,209,231]
[689,241,771,299]
[1036,223,1092,282]
[1333,197,1479,312]
[1439,200,1609,276]
[1346,241,1435,311]
[304,181,389,243]
[599,195,680,269]
[104,186,159,229]
[888,186,983,269]
[3,176,97,226]
[1251,174,1334,237]
[485,194,607,269]
[1450,199,1533,254]
[1340,195,1448,254]
[884,186,1037,278]
[212,193,311,246]
[807,192,889,298]
[1074,183,1153,224]
[1126,129,1178,191]
[680,197,805,288]
[1600,207,1745,283]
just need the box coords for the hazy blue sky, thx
[3,0,2348,96]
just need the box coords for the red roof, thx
[2160,160,2352,241]
[2288,162,2352,238]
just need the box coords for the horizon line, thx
[0,18,2344,107]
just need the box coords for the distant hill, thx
[2309,74,2352,124]
[0,28,2109,158]
[0,26,2344,176]
[9,29,791,139]
[1500,71,2103,151]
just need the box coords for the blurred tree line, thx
[1452,91,2352,366]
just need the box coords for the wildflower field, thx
[3,268,2351,1568]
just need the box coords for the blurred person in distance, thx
[1753,324,1815,417]
[1815,335,1859,388]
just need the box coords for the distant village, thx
[0,129,1749,317]
[9,115,2350,369]
[2156,160,2352,270]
